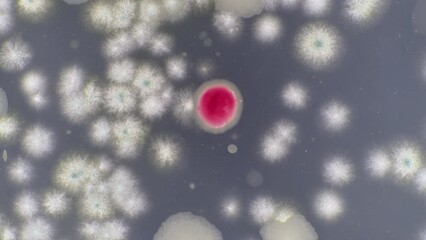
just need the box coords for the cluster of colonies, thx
[0,0,394,239]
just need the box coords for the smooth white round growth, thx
[153,212,223,240]
[214,0,264,18]
[259,213,318,240]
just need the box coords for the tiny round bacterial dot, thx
[228,144,238,154]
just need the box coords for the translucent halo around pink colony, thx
[194,80,243,134]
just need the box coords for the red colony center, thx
[197,85,238,128]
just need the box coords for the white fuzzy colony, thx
[213,12,244,41]
[253,14,283,44]
[20,217,54,240]
[313,190,344,222]
[320,100,351,133]
[112,117,147,159]
[0,38,32,72]
[172,89,195,126]
[108,167,148,218]
[149,33,174,57]
[79,184,114,220]
[107,58,136,84]
[58,65,102,124]
[7,157,33,186]
[281,81,308,110]
[151,136,182,168]
[196,59,215,78]
[365,149,391,179]
[102,32,136,59]
[260,120,298,163]
[343,0,387,27]
[21,124,54,159]
[0,1,397,239]
[42,190,70,217]
[89,117,111,147]
[303,0,331,17]
[249,195,278,225]
[166,56,188,81]
[163,0,191,23]
[80,219,129,240]
[392,141,423,181]
[323,155,354,186]
[414,169,426,194]
[0,115,19,143]
[20,70,49,110]
[220,197,240,219]
[16,0,54,22]
[104,84,137,114]
[0,7,14,37]
[0,222,17,240]
[140,88,174,120]
[294,22,343,70]
[51,152,147,239]
[14,191,39,219]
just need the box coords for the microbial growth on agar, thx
[0,0,426,240]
